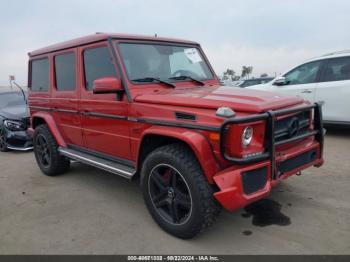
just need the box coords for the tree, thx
[222,69,236,81]
[260,73,268,77]
[241,66,253,79]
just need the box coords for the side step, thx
[58,147,135,179]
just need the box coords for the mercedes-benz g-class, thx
[28,33,324,238]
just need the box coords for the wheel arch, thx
[31,112,66,147]
[136,126,220,183]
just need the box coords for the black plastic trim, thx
[137,117,220,132]
[28,106,53,112]
[84,112,127,120]
[68,144,135,168]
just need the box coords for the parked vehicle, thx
[248,50,350,125]
[232,77,274,88]
[28,33,324,238]
[0,88,33,151]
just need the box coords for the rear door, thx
[51,49,83,146]
[315,56,350,123]
[270,60,323,103]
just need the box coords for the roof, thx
[306,50,350,63]
[29,33,199,57]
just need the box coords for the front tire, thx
[33,124,70,176]
[141,144,221,239]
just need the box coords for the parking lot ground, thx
[0,127,349,255]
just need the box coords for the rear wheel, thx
[0,128,8,152]
[33,124,70,176]
[141,144,221,239]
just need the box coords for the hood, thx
[0,104,29,120]
[134,85,304,113]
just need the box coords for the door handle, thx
[301,90,312,94]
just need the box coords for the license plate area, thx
[276,149,317,178]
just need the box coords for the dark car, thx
[235,77,274,88]
[0,88,33,151]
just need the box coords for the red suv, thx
[28,33,324,238]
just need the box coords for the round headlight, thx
[242,126,253,147]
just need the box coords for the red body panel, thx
[28,33,324,212]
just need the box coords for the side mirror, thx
[93,77,123,94]
[273,76,286,86]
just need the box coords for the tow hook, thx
[296,171,302,176]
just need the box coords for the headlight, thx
[242,126,253,147]
[3,120,25,131]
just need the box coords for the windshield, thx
[117,43,214,83]
[0,92,26,109]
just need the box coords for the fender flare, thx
[138,126,220,183]
[31,112,67,147]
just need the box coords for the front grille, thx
[277,149,317,176]
[241,167,268,195]
[274,111,310,142]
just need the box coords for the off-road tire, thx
[33,124,70,176]
[141,143,221,239]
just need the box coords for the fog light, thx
[242,126,253,147]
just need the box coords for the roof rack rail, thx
[321,50,350,57]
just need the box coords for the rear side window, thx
[83,46,116,90]
[322,57,350,82]
[55,52,76,91]
[31,58,49,92]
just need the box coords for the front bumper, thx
[5,129,33,151]
[214,103,324,211]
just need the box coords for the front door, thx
[270,60,322,103]
[51,49,83,146]
[79,42,131,160]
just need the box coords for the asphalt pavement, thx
[0,127,349,254]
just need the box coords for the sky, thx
[0,0,350,86]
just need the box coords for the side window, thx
[283,61,322,85]
[322,57,350,82]
[31,58,49,92]
[83,46,116,90]
[55,52,76,91]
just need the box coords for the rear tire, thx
[141,143,221,239]
[33,124,70,176]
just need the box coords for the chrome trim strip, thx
[58,148,134,179]
[6,146,33,151]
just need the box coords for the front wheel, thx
[141,144,221,239]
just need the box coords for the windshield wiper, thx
[168,75,205,86]
[132,77,175,88]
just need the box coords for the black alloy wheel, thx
[148,164,192,225]
[33,124,70,176]
[35,134,51,168]
[142,144,221,239]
